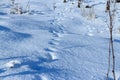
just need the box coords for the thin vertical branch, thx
[107,39,111,79]
[26,0,30,12]
[106,0,116,80]
[111,33,116,80]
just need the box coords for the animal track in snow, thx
[48,41,59,45]
[53,33,65,38]
[51,38,61,42]
[52,30,65,38]
[45,23,66,61]
[48,52,58,60]
[45,47,58,52]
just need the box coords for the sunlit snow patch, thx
[48,52,58,60]
[87,33,94,36]
[40,74,49,80]
[4,60,21,68]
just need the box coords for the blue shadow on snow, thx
[0,25,32,41]
[0,12,7,15]
[0,25,11,31]
[114,39,120,43]
[0,56,62,78]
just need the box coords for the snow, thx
[40,74,49,80]
[4,60,21,68]
[0,0,120,80]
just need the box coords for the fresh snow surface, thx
[0,0,120,80]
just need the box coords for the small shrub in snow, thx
[80,4,95,20]
[9,0,31,14]
[10,3,23,14]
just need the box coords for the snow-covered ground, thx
[0,0,120,80]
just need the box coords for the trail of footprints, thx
[45,31,65,60]
[40,31,63,80]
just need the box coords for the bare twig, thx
[106,0,116,80]
[107,39,111,79]
[26,0,30,12]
